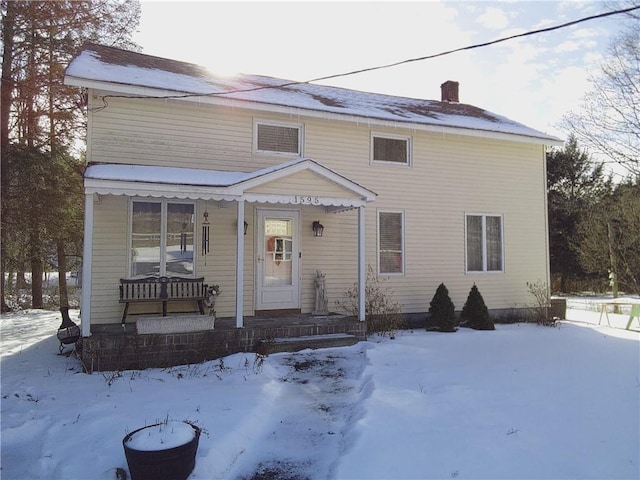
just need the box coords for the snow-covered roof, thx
[65,42,561,145]
[84,158,376,206]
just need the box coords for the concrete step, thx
[257,333,358,355]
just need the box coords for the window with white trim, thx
[254,120,303,155]
[371,133,411,165]
[130,200,195,278]
[466,214,503,272]
[378,211,404,274]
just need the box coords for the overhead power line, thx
[308,4,640,85]
[96,4,640,104]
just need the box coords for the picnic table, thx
[598,301,640,330]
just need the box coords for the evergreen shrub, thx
[428,283,456,332]
[460,284,495,330]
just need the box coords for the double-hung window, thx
[371,133,411,165]
[378,211,404,275]
[254,120,303,155]
[466,214,503,272]
[130,200,195,278]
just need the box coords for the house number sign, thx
[292,195,321,205]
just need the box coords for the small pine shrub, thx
[428,283,456,332]
[460,284,495,330]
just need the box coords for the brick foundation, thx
[78,318,367,372]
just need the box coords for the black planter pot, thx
[123,421,201,480]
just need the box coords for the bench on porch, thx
[119,276,207,324]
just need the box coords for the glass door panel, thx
[264,218,292,287]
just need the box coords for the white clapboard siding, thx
[87,88,549,322]
[90,196,128,323]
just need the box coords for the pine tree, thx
[1,0,141,309]
[428,283,456,332]
[460,284,494,330]
[546,134,609,292]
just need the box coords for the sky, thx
[1,304,638,479]
[131,1,632,142]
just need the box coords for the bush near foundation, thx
[428,283,456,332]
[336,266,404,337]
[460,284,495,330]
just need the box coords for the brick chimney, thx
[440,80,459,103]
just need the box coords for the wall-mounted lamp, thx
[244,221,248,236]
[312,221,324,237]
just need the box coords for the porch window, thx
[372,134,411,165]
[255,120,302,155]
[466,214,503,272]
[378,211,404,275]
[130,200,195,278]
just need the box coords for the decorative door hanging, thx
[180,221,188,254]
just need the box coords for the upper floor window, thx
[254,120,303,155]
[466,214,503,273]
[130,200,195,278]
[372,133,411,165]
[378,210,404,275]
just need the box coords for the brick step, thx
[257,333,358,355]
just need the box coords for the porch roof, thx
[84,157,377,208]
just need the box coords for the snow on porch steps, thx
[257,333,359,354]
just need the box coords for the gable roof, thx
[65,42,562,145]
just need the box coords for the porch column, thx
[235,200,245,328]
[358,206,366,322]
[80,193,94,337]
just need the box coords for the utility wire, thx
[308,4,640,85]
[96,4,640,104]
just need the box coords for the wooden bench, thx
[119,276,207,324]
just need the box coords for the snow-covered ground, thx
[1,306,638,480]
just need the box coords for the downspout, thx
[80,193,94,337]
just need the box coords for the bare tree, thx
[576,181,640,295]
[562,17,640,178]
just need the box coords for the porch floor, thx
[91,312,356,335]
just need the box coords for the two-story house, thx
[64,43,561,371]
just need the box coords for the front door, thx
[256,209,300,310]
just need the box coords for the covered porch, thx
[79,158,375,370]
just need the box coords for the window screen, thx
[466,214,503,272]
[373,136,409,164]
[379,211,404,274]
[257,123,300,154]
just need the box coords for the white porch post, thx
[235,200,245,328]
[80,193,94,337]
[358,206,366,322]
